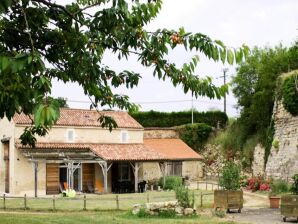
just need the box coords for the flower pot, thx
[269,196,280,208]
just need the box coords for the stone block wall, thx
[252,144,265,177]
[265,101,298,180]
[144,128,179,139]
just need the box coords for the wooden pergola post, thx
[98,161,113,193]
[33,161,38,198]
[159,162,167,189]
[130,162,141,193]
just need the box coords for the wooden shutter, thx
[82,163,94,192]
[46,163,59,194]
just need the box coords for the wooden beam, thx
[33,162,38,198]
[98,162,108,193]
[130,162,140,193]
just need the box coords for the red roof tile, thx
[17,142,166,161]
[144,138,202,160]
[13,108,143,129]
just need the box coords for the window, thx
[167,161,182,176]
[67,129,75,142]
[121,131,128,143]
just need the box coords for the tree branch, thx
[32,0,83,25]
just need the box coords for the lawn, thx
[0,211,236,224]
[0,190,214,211]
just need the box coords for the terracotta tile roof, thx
[13,108,143,129]
[144,138,202,160]
[17,142,167,161]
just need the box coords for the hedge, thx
[129,110,228,128]
[176,123,213,151]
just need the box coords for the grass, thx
[0,190,214,211]
[0,210,237,224]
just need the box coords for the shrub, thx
[158,209,176,218]
[219,162,241,190]
[291,174,298,195]
[137,207,148,218]
[270,180,290,195]
[259,183,270,191]
[176,123,213,151]
[175,186,195,208]
[240,175,249,188]
[159,176,183,190]
[282,75,298,116]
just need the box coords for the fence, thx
[195,180,222,191]
[0,190,214,211]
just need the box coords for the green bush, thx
[175,186,195,208]
[219,162,241,190]
[130,110,228,128]
[282,75,298,116]
[291,174,298,195]
[137,207,148,218]
[176,123,213,151]
[270,180,290,195]
[159,176,183,190]
[158,209,176,218]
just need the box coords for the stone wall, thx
[265,100,298,180]
[144,128,179,139]
[252,144,265,177]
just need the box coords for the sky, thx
[52,0,298,117]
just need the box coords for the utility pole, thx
[222,68,228,114]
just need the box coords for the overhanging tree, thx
[0,0,248,146]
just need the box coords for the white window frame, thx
[67,129,75,142]
[120,130,129,143]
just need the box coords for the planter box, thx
[281,195,298,222]
[214,190,243,213]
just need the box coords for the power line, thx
[65,98,236,106]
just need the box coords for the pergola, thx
[17,142,167,197]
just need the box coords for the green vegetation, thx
[175,186,195,208]
[130,110,228,128]
[0,0,247,146]
[282,74,298,116]
[215,42,298,168]
[0,211,237,224]
[159,176,183,190]
[291,174,298,195]
[270,180,290,196]
[177,123,213,151]
[219,162,241,190]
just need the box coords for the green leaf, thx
[227,49,234,64]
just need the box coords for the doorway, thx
[59,163,82,192]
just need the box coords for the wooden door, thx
[46,163,59,194]
[82,163,94,192]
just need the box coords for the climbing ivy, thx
[282,74,298,116]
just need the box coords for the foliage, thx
[130,110,228,128]
[137,207,148,218]
[175,186,195,208]
[240,175,249,188]
[48,97,69,108]
[176,123,213,151]
[246,176,271,192]
[0,0,247,146]
[159,176,183,190]
[213,209,226,218]
[282,75,298,116]
[228,42,298,166]
[291,174,298,195]
[259,183,270,191]
[272,139,279,149]
[219,162,241,190]
[270,180,290,196]
[158,209,177,218]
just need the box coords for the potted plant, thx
[281,174,298,222]
[214,161,243,213]
[269,180,282,209]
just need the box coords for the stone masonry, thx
[252,144,265,177]
[265,100,298,180]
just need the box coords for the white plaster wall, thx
[0,117,15,194]
[15,126,143,144]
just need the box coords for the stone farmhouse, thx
[0,108,203,196]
